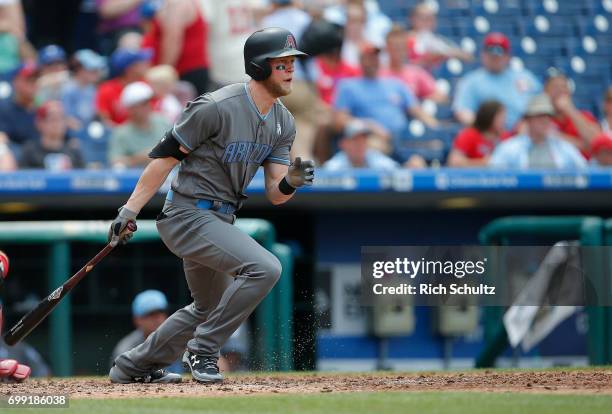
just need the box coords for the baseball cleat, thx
[109,364,182,384]
[182,350,224,383]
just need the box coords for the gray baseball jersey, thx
[113,83,293,377]
[170,83,296,209]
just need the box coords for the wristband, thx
[118,206,138,220]
[279,177,296,195]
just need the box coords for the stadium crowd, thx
[0,0,611,173]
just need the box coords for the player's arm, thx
[108,132,188,246]
[123,156,181,213]
[264,157,314,205]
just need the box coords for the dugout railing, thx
[476,216,611,367]
[0,220,294,376]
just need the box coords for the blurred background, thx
[0,0,611,377]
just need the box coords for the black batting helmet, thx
[244,27,307,81]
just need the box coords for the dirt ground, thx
[1,370,611,399]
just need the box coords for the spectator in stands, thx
[96,48,152,126]
[308,21,360,106]
[117,31,144,51]
[108,81,169,168]
[36,44,70,103]
[337,2,369,67]
[323,0,392,50]
[489,94,586,169]
[110,290,183,373]
[590,133,612,167]
[96,0,146,54]
[0,0,35,76]
[20,101,85,170]
[259,0,318,160]
[323,119,399,170]
[0,140,17,171]
[543,68,600,154]
[601,87,612,133]
[0,63,40,147]
[261,1,310,41]
[199,0,265,87]
[0,337,51,377]
[61,49,107,131]
[145,65,182,123]
[406,2,472,69]
[38,45,67,77]
[334,43,438,153]
[141,0,210,94]
[448,101,506,167]
[173,80,197,108]
[453,33,541,131]
[380,25,447,103]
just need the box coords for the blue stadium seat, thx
[472,0,524,17]
[526,0,594,16]
[520,55,556,77]
[74,121,112,168]
[436,24,457,37]
[396,122,454,164]
[579,14,611,37]
[567,36,611,57]
[524,15,580,37]
[378,0,417,22]
[0,80,12,100]
[593,0,612,16]
[435,0,472,18]
[557,55,611,83]
[515,36,568,59]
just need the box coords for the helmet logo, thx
[285,35,297,49]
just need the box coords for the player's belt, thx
[166,190,237,215]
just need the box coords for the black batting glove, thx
[108,206,138,247]
[286,157,315,188]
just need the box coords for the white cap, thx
[120,81,154,108]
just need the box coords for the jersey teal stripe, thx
[172,126,193,151]
[243,83,271,121]
[267,156,290,165]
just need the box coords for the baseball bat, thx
[3,222,136,346]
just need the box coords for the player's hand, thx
[286,157,315,188]
[108,206,138,247]
[554,94,575,115]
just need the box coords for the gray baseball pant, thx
[114,200,281,376]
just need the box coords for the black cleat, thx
[182,350,224,383]
[109,364,182,384]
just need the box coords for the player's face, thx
[412,7,436,31]
[482,51,509,74]
[264,57,296,97]
[386,33,407,64]
[341,133,368,166]
[127,100,152,122]
[526,114,551,140]
[134,311,167,337]
[360,51,380,78]
[545,77,570,101]
[492,108,506,135]
[37,103,67,140]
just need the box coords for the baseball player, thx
[108,28,314,384]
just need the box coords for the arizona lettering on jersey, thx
[169,83,296,206]
[222,142,272,164]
